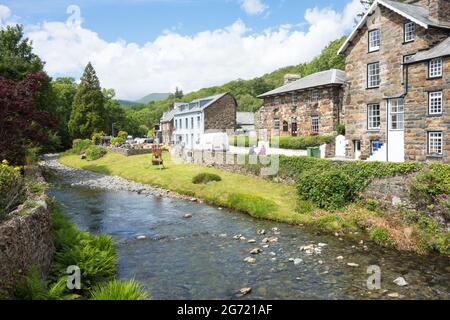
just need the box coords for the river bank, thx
[55,152,449,256]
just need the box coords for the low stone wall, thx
[107,147,152,157]
[0,169,55,299]
[363,174,415,209]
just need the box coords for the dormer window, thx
[404,22,415,43]
[368,29,380,52]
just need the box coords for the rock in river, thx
[236,287,252,297]
[244,257,256,264]
[136,235,147,240]
[294,258,303,265]
[347,263,359,267]
[183,214,193,219]
[250,248,262,255]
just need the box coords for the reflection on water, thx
[49,186,450,300]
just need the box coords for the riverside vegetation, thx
[59,150,449,255]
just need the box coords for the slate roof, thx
[173,93,229,116]
[161,110,175,123]
[407,37,450,63]
[257,69,346,98]
[338,0,450,55]
[236,112,255,125]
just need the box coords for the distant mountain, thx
[135,93,171,104]
[117,100,143,107]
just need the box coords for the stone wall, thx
[0,169,54,299]
[204,93,237,132]
[343,4,450,160]
[405,57,450,163]
[256,85,343,138]
[107,147,153,157]
[161,121,173,145]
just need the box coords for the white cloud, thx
[240,0,268,16]
[5,1,363,100]
[0,4,18,26]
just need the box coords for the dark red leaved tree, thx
[0,72,56,165]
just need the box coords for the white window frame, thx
[429,58,443,78]
[389,98,405,131]
[197,116,201,129]
[291,93,298,105]
[311,116,320,134]
[429,91,443,115]
[367,104,381,130]
[404,22,415,43]
[428,132,443,155]
[368,62,380,88]
[368,29,380,52]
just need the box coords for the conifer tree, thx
[68,62,107,139]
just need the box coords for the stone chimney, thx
[283,74,301,85]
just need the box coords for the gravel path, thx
[39,154,197,202]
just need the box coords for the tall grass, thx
[90,280,149,300]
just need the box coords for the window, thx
[389,98,404,130]
[274,97,281,105]
[311,116,319,134]
[191,117,194,129]
[429,92,443,115]
[185,118,188,129]
[179,119,182,129]
[274,119,280,130]
[291,93,298,105]
[368,62,380,88]
[404,22,415,42]
[311,90,320,102]
[428,132,443,155]
[367,104,381,130]
[283,121,289,132]
[429,58,443,78]
[197,116,201,129]
[368,29,380,52]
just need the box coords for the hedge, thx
[230,135,334,150]
[85,146,107,161]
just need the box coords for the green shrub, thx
[90,280,149,300]
[0,160,25,219]
[272,135,334,150]
[192,173,222,184]
[15,267,78,300]
[336,124,346,136]
[51,205,117,291]
[85,146,107,161]
[110,137,126,146]
[117,131,128,140]
[231,135,255,147]
[297,170,355,210]
[227,193,278,217]
[369,227,395,248]
[72,139,93,155]
[91,132,106,145]
[313,215,356,233]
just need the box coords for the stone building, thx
[338,0,450,162]
[160,108,175,145]
[168,93,237,149]
[256,69,346,138]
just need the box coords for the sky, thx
[0,0,364,100]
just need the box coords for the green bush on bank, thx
[72,139,93,155]
[85,146,107,161]
[192,173,222,184]
[90,280,149,300]
[110,137,126,146]
[51,204,117,291]
[0,160,25,220]
[227,193,278,218]
[230,135,334,150]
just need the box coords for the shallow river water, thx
[48,183,449,300]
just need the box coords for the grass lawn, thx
[58,151,449,254]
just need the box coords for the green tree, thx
[0,25,44,81]
[52,77,77,148]
[68,62,107,139]
[174,87,184,100]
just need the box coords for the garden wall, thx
[0,169,54,299]
[107,147,152,157]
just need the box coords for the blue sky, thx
[3,0,352,44]
[0,0,362,100]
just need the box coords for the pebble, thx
[250,248,262,255]
[294,258,303,265]
[318,243,327,247]
[136,235,147,240]
[183,214,193,219]
[336,256,344,260]
[236,287,252,297]
[347,263,360,267]
[393,277,409,287]
[244,257,256,264]
[257,229,266,235]
[248,239,256,243]
[387,292,402,298]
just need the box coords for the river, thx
[44,159,450,300]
